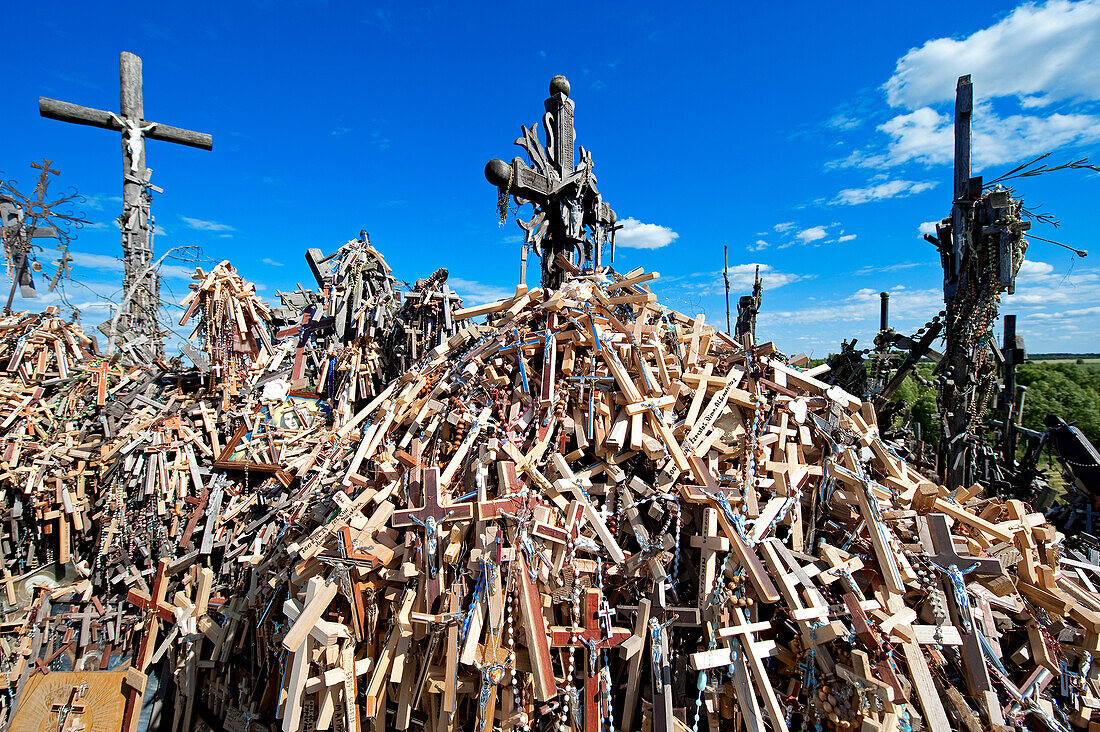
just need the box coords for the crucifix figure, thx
[39,51,213,357]
[393,467,474,609]
[485,75,617,289]
[550,587,632,732]
[51,683,88,732]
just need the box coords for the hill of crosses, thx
[0,71,1092,732]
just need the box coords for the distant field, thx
[1032,358,1100,370]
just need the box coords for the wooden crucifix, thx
[550,587,632,732]
[51,683,88,732]
[393,467,474,610]
[39,51,213,357]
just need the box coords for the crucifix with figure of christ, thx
[550,587,632,732]
[39,51,213,357]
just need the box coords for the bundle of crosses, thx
[0,260,1091,732]
[239,269,1084,732]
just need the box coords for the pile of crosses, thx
[0,69,1094,732]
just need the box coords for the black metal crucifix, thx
[39,51,213,357]
[485,75,617,290]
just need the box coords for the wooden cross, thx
[498,328,543,393]
[393,467,473,607]
[550,587,631,732]
[40,52,213,356]
[126,558,177,624]
[691,507,729,611]
[275,304,334,381]
[51,683,88,731]
[924,512,1003,699]
[85,362,125,406]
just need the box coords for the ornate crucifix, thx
[485,75,617,290]
[39,51,213,357]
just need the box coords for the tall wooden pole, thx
[723,245,731,335]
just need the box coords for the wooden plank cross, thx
[39,51,213,357]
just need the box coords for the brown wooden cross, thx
[85,362,125,406]
[51,684,88,732]
[550,587,632,732]
[393,467,474,607]
[126,558,177,623]
[691,507,729,611]
[39,52,213,357]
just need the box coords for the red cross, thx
[550,588,631,732]
[85,362,124,406]
[125,558,177,624]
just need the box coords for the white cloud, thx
[70,252,123,272]
[1017,259,1056,279]
[827,113,862,131]
[448,277,514,307]
[835,1,1100,171]
[262,257,284,266]
[832,178,938,205]
[885,0,1100,110]
[838,234,857,242]
[797,226,828,243]
[919,220,940,236]
[181,216,234,232]
[615,218,679,250]
[748,239,770,252]
[774,222,796,233]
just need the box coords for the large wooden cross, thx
[39,51,213,357]
[550,587,631,732]
[393,467,473,608]
[925,512,1003,700]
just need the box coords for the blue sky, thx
[4,1,1100,355]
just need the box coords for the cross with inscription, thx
[485,76,617,289]
[550,587,632,732]
[39,51,213,357]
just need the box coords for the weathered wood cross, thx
[39,51,213,357]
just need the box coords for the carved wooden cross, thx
[550,587,631,732]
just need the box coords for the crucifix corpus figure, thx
[39,51,213,358]
[485,75,618,290]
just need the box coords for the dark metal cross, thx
[39,51,213,357]
[485,75,617,289]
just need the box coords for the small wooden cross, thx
[51,683,87,732]
[85,362,124,406]
[550,587,632,732]
[691,507,729,610]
